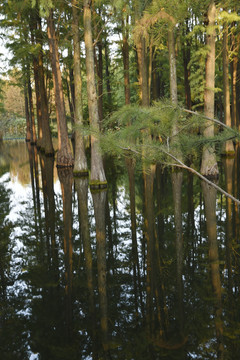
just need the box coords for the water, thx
[0,140,240,360]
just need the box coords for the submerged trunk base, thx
[73,170,89,177]
[90,180,108,191]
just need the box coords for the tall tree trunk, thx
[136,37,149,106]
[72,0,88,176]
[30,6,54,155]
[83,0,107,187]
[200,1,219,177]
[27,75,37,145]
[122,17,130,105]
[168,28,178,106]
[24,79,31,142]
[183,20,192,110]
[104,38,112,109]
[97,39,104,124]
[223,21,234,154]
[231,31,240,129]
[37,16,54,156]
[47,9,73,167]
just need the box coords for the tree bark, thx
[136,36,149,106]
[83,0,107,187]
[30,7,54,155]
[231,31,240,129]
[183,20,192,110]
[47,9,73,167]
[27,75,37,145]
[168,28,177,106]
[223,21,234,154]
[72,0,88,176]
[24,79,31,142]
[200,1,219,177]
[122,17,130,105]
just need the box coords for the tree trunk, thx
[200,1,219,177]
[27,75,37,145]
[231,31,239,129]
[183,20,192,110]
[47,9,73,167]
[122,17,130,105]
[97,39,104,124]
[168,28,177,106]
[30,7,54,155]
[24,80,31,142]
[72,0,88,176]
[37,19,54,156]
[136,37,149,106]
[83,0,107,187]
[104,38,112,109]
[223,21,234,154]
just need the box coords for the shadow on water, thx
[0,140,240,359]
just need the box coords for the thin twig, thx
[119,144,240,206]
[182,108,236,133]
[162,148,240,206]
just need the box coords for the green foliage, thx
[101,100,239,168]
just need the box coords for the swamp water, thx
[0,140,240,360]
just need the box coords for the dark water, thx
[0,140,240,360]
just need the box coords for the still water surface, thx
[0,140,240,360]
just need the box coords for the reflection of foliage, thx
[0,114,26,139]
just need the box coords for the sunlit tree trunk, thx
[24,80,31,142]
[183,20,192,110]
[83,0,107,188]
[122,16,130,105]
[47,9,73,167]
[200,1,219,177]
[231,31,239,129]
[72,0,88,176]
[27,75,37,145]
[168,28,177,106]
[104,39,112,109]
[223,21,234,154]
[136,37,149,106]
[30,6,53,154]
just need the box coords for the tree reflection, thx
[58,167,73,342]
[92,189,110,358]
[75,177,97,359]
[202,181,224,359]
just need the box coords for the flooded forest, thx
[0,0,240,359]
